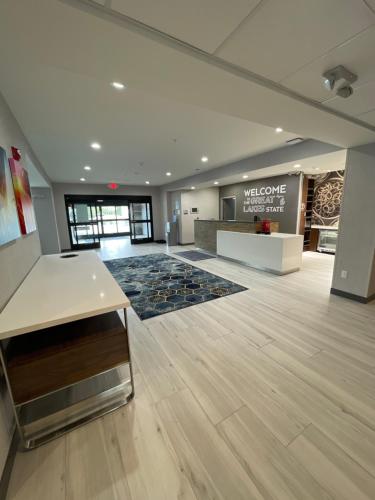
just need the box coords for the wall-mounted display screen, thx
[0,146,21,246]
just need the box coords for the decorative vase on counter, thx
[261,219,271,235]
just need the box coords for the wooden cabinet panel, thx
[6,312,129,405]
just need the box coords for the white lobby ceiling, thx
[176,150,348,191]
[93,0,375,128]
[0,62,295,186]
[0,0,374,186]
[99,0,262,53]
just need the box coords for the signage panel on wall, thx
[219,174,301,234]
[243,183,287,214]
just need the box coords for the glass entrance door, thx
[67,202,100,250]
[97,203,130,237]
[129,201,153,244]
[65,195,154,249]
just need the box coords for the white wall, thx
[179,188,219,244]
[167,191,182,243]
[31,187,60,254]
[332,145,375,300]
[52,183,164,249]
[0,92,48,475]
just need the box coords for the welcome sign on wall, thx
[219,174,300,233]
[243,183,287,215]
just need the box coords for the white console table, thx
[0,251,134,449]
[217,231,303,275]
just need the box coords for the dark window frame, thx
[64,194,154,249]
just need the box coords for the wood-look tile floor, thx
[7,245,375,500]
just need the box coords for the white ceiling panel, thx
[107,0,261,53]
[0,62,294,185]
[323,80,375,118]
[282,26,375,103]
[358,109,375,127]
[185,150,347,190]
[215,0,375,82]
[0,0,374,195]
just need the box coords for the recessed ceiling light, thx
[294,164,301,168]
[242,175,249,179]
[80,177,86,182]
[214,181,219,185]
[201,156,208,163]
[90,142,101,150]
[84,165,91,171]
[314,167,320,170]
[111,81,126,90]
[166,172,172,176]
[275,127,283,133]
[191,186,196,190]
[145,181,150,184]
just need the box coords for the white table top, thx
[0,251,130,340]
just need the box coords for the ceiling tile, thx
[358,109,375,126]
[282,26,375,102]
[108,0,261,53]
[215,0,375,82]
[323,80,375,117]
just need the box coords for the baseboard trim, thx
[330,288,375,304]
[0,432,18,500]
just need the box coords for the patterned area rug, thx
[174,250,215,261]
[104,253,247,320]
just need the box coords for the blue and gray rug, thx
[104,253,247,320]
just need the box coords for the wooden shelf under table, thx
[5,311,129,406]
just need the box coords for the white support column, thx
[331,144,375,303]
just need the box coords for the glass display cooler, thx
[317,229,338,254]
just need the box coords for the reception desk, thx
[194,220,279,254]
[217,231,303,275]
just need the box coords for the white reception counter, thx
[217,231,303,275]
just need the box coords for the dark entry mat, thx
[174,250,215,261]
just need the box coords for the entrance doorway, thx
[65,195,153,250]
[221,196,236,220]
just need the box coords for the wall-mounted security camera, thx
[323,76,335,91]
[336,85,354,98]
[322,65,357,98]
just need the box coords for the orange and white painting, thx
[9,147,36,235]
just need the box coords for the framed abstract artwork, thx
[9,147,37,235]
[0,146,21,246]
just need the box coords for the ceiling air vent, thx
[285,138,304,145]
